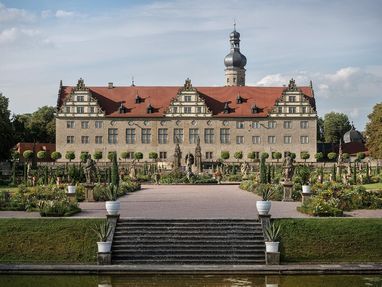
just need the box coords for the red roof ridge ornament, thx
[181,78,196,92]
[74,77,88,91]
[285,78,300,92]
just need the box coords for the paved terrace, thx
[1,184,381,218]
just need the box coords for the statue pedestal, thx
[83,183,95,202]
[282,181,294,202]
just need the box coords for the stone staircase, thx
[111,219,266,264]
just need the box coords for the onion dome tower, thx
[224,23,247,86]
[343,123,364,143]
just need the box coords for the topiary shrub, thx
[65,151,75,162]
[221,151,230,160]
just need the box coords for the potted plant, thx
[256,184,274,215]
[92,221,112,253]
[105,184,120,215]
[264,222,281,253]
[298,165,311,194]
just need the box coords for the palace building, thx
[56,27,317,163]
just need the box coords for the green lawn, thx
[362,182,382,190]
[0,219,102,264]
[278,218,382,263]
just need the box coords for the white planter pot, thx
[97,241,111,253]
[265,241,279,253]
[67,185,76,194]
[266,284,279,287]
[105,200,120,215]
[256,200,271,215]
[302,185,311,194]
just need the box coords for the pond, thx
[0,274,381,287]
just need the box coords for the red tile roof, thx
[58,85,315,118]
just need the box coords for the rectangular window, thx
[66,136,74,144]
[81,136,89,144]
[108,128,118,144]
[66,121,75,128]
[302,106,307,113]
[184,106,192,113]
[189,128,199,144]
[268,136,276,144]
[252,136,261,144]
[300,121,309,129]
[236,121,244,129]
[283,121,292,129]
[268,121,276,129]
[253,152,260,159]
[126,128,136,144]
[289,107,296,113]
[196,107,202,113]
[284,136,292,144]
[220,128,230,144]
[278,107,283,113]
[300,136,309,144]
[159,152,167,160]
[76,106,84,114]
[77,96,84,102]
[252,121,260,129]
[81,121,89,129]
[204,128,214,144]
[95,136,103,144]
[184,95,191,102]
[65,107,71,113]
[236,136,244,144]
[158,128,168,144]
[173,107,178,113]
[174,128,184,143]
[95,121,102,128]
[126,152,134,159]
[90,107,95,113]
[205,152,213,159]
[141,128,151,144]
[289,96,296,102]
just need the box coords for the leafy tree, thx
[290,153,296,160]
[323,112,351,144]
[300,152,310,163]
[365,103,382,159]
[149,152,158,160]
[261,152,269,160]
[247,152,257,162]
[357,152,366,162]
[134,152,143,161]
[317,117,324,142]
[0,93,14,159]
[327,152,337,161]
[120,151,128,161]
[37,150,47,160]
[260,156,267,184]
[315,152,323,161]
[51,151,62,161]
[272,152,282,162]
[108,151,116,161]
[234,151,243,161]
[220,151,230,160]
[342,153,350,161]
[80,152,89,162]
[65,151,75,162]
[93,151,102,162]
[23,150,33,162]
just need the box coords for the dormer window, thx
[223,102,230,114]
[135,94,142,104]
[251,104,258,114]
[236,95,243,104]
[118,103,126,114]
[147,104,154,114]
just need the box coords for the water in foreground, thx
[0,274,381,286]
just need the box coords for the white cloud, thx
[0,27,41,44]
[0,2,35,22]
[55,10,76,18]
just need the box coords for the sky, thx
[1,0,381,130]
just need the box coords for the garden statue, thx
[195,137,202,173]
[282,153,294,183]
[241,161,249,179]
[129,160,137,180]
[153,172,160,184]
[83,154,97,184]
[173,142,182,171]
[185,152,194,180]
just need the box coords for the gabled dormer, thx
[164,78,212,117]
[269,78,317,118]
[57,78,105,117]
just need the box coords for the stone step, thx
[112,254,265,259]
[114,230,264,236]
[112,243,265,249]
[113,235,265,241]
[111,248,265,255]
[112,259,266,265]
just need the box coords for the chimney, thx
[108,82,114,89]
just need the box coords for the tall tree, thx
[323,112,351,144]
[0,93,14,160]
[317,117,324,142]
[365,103,382,159]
